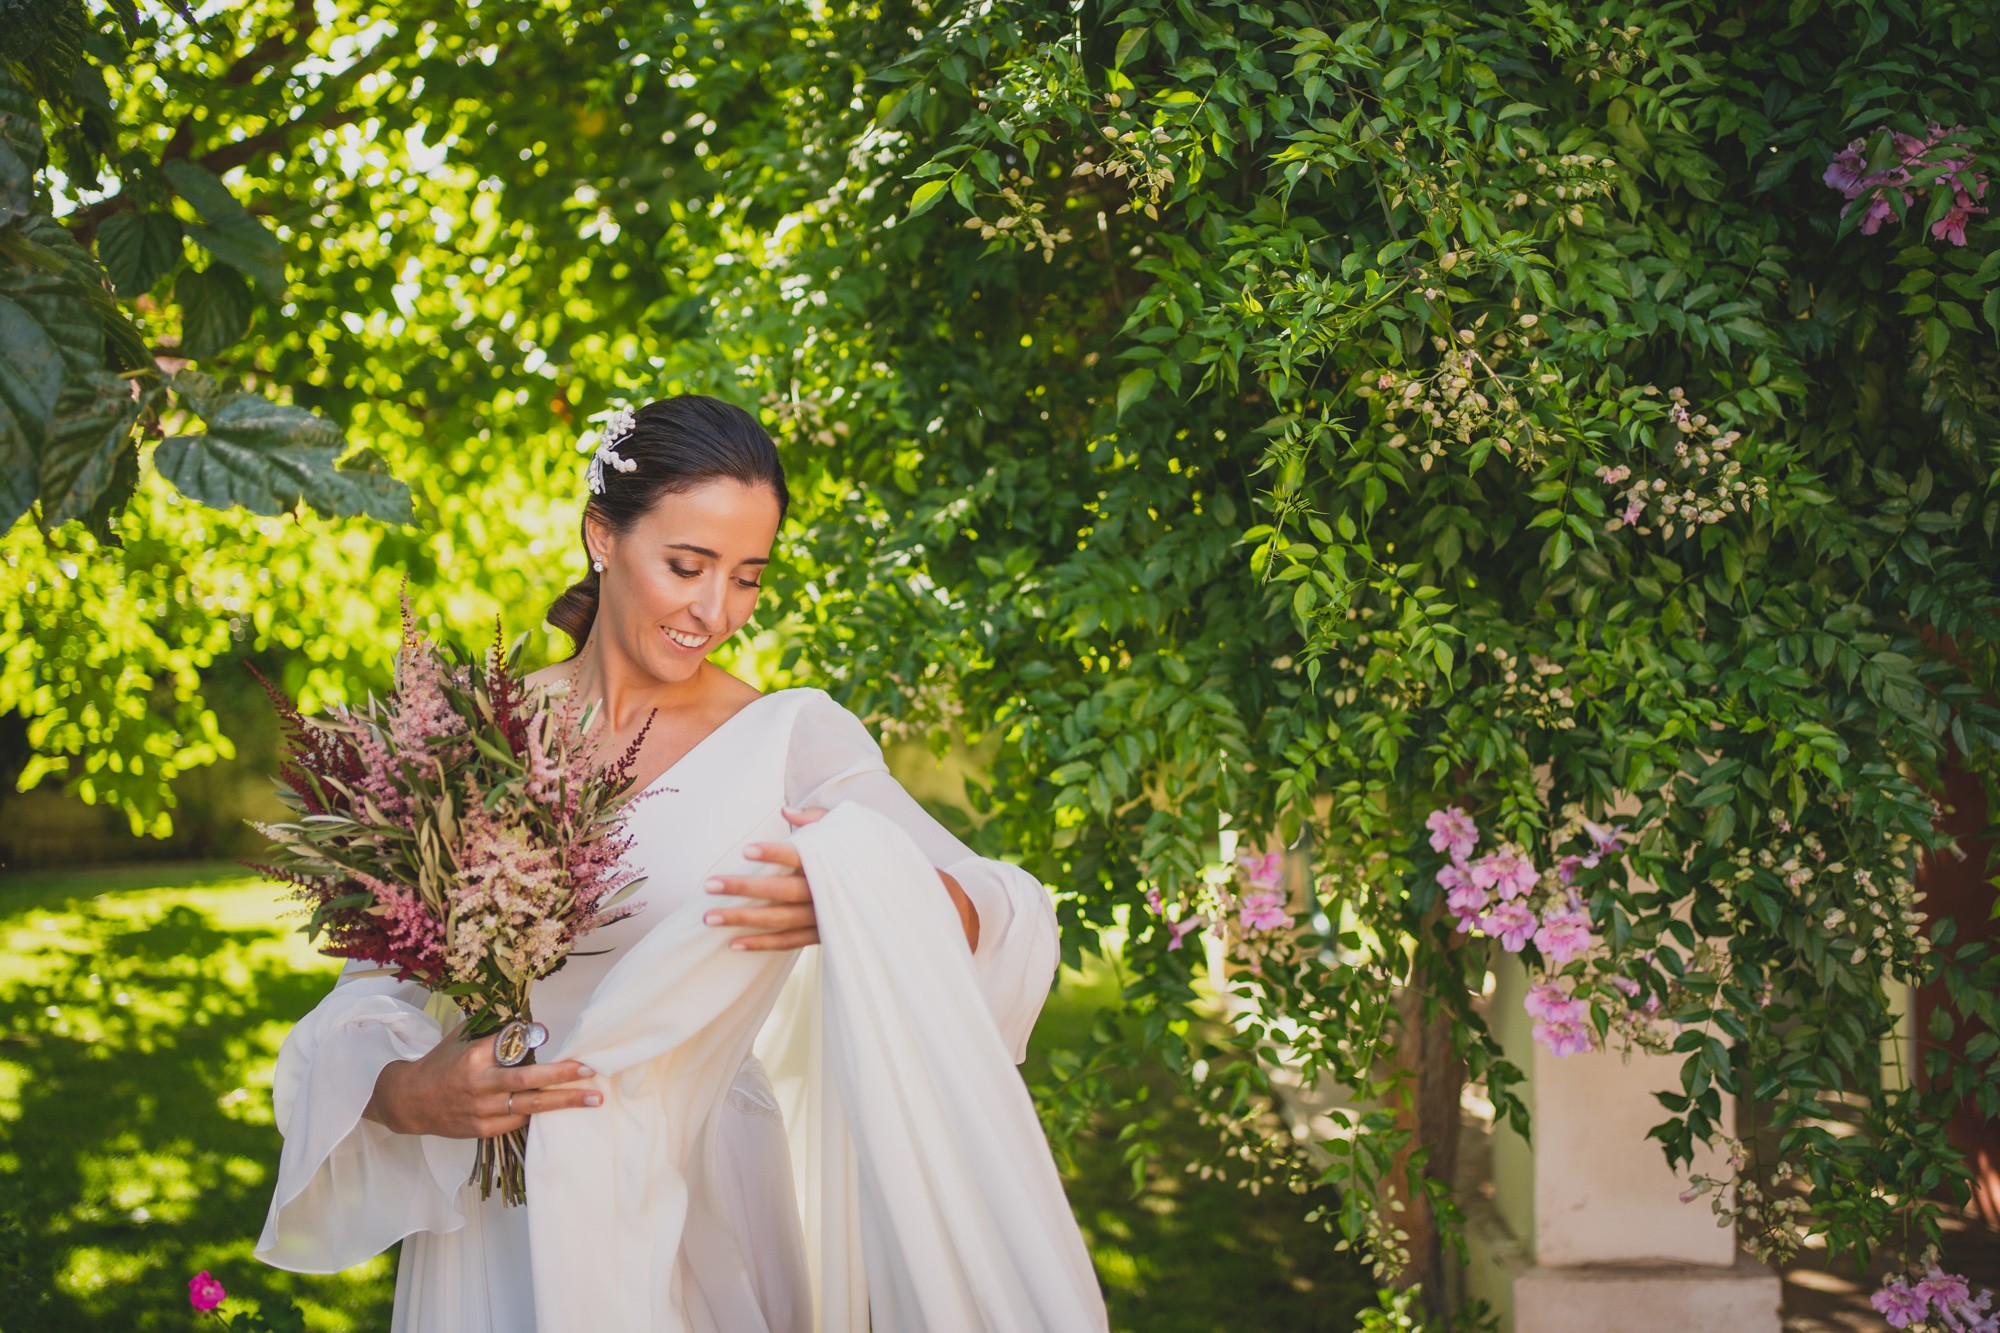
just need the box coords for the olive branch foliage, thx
[4,0,2000,1287]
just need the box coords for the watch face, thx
[491,1018,548,1067]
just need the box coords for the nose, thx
[686,575,726,630]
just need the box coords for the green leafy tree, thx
[6,0,2000,1308]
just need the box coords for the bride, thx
[254,395,1107,1332]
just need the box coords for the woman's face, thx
[586,479,782,684]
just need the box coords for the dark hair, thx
[546,394,789,656]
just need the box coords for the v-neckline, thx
[627,687,804,799]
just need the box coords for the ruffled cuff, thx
[255,992,474,1273]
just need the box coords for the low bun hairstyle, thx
[546,394,789,657]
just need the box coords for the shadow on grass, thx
[0,863,393,1332]
[2,863,1374,1333]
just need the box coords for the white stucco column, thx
[1457,958,1782,1333]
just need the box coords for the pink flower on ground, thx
[189,1272,227,1313]
[1534,909,1595,965]
[1238,891,1292,934]
[1470,848,1539,900]
[1871,1279,1929,1329]
[1167,916,1204,951]
[1484,900,1538,953]
[1426,806,1479,860]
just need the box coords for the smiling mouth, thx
[663,626,711,651]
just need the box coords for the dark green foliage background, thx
[4,0,1999,1280]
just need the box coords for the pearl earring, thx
[592,557,605,573]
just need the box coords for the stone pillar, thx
[1457,958,1783,1333]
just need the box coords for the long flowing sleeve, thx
[785,690,1060,1062]
[255,959,474,1273]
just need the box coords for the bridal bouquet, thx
[249,601,647,1205]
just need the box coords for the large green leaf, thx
[155,387,412,523]
[0,220,150,375]
[162,158,287,295]
[175,263,253,358]
[0,64,43,222]
[0,293,63,449]
[95,209,184,297]
[0,248,97,370]
[0,419,31,527]
[37,369,137,529]
[300,445,415,525]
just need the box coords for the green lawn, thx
[0,863,1370,1331]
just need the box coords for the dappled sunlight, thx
[1,863,1374,1331]
[0,864,389,1331]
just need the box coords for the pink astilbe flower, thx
[1484,900,1539,952]
[1470,848,1539,900]
[1238,891,1292,934]
[357,871,445,976]
[252,610,648,1208]
[1426,806,1480,860]
[1534,908,1596,965]
[188,1272,227,1314]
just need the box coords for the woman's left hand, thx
[703,806,828,952]
[702,804,982,952]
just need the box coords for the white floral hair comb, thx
[586,407,640,495]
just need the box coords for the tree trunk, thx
[1382,923,1469,1317]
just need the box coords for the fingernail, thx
[704,877,725,892]
[704,912,723,926]
[576,1065,595,1078]
[584,1093,601,1107]
[730,941,746,951]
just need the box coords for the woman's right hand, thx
[362,1027,601,1139]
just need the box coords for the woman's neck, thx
[569,635,711,734]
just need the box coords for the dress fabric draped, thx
[255,687,1105,1332]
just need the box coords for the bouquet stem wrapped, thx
[250,600,646,1205]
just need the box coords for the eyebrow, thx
[666,543,770,566]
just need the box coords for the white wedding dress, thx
[255,687,1107,1332]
